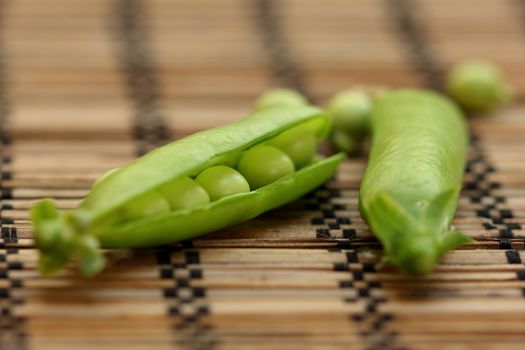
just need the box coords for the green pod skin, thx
[31,105,344,276]
[92,168,120,189]
[359,89,474,275]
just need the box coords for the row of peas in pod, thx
[91,94,316,225]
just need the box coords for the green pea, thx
[359,89,473,275]
[253,88,308,111]
[238,145,295,189]
[159,177,210,210]
[327,89,371,138]
[446,60,513,113]
[196,166,250,201]
[267,124,316,168]
[120,191,171,221]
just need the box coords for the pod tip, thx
[365,192,473,276]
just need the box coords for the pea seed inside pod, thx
[267,124,317,168]
[196,166,250,201]
[159,177,210,210]
[120,191,171,221]
[238,145,295,189]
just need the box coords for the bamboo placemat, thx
[1,0,524,349]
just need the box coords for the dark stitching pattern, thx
[1,228,25,349]
[510,0,525,293]
[386,0,444,90]
[466,136,521,252]
[158,247,217,350]
[252,0,312,101]
[0,0,25,346]
[114,0,169,156]
[306,181,398,350]
[345,256,402,350]
[320,188,401,350]
[113,1,214,348]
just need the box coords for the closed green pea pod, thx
[31,105,343,276]
[359,89,474,275]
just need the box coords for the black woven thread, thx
[510,0,525,293]
[386,0,443,90]
[511,0,525,290]
[0,0,25,347]
[113,1,214,348]
[305,145,396,347]
[158,245,217,350]
[252,0,312,101]
[463,116,525,285]
[465,137,521,252]
[316,188,400,350]
[114,0,168,156]
[388,0,522,298]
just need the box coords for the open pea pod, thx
[31,105,344,276]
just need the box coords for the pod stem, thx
[30,199,105,276]
[366,192,475,275]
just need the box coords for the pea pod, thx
[359,89,474,275]
[31,105,344,276]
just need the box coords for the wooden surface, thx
[1,0,525,349]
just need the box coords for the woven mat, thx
[1,0,524,349]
